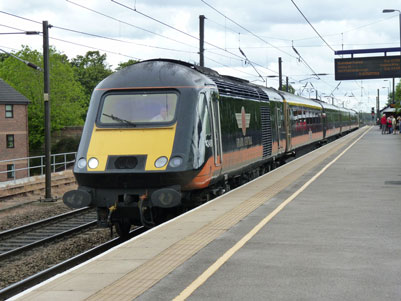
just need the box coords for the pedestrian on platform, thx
[387,116,392,134]
[392,116,397,134]
[398,116,401,134]
[381,114,387,134]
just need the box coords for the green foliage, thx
[281,84,295,94]
[51,136,81,154]
[0,52,8,62]
[0,46,85,152]
[115,59,139,71]
[71,51,113,109]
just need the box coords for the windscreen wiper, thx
[102,113,136,126]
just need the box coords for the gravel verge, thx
[0,200,72,232]
[0,227,117,289]
[0,196,119,290]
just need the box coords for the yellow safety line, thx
[174,126,371,301]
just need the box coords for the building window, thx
[6,134,15,148]
[7,164,15,179]
[5,104,13,118]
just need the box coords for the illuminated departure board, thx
[335,56,401,80]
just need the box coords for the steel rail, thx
[0,208,97,260]
[0,207,90,238]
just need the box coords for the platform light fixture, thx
[382,9,401,48]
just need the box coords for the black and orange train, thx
[64,59,359,236]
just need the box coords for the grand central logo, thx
[235,106,252,147]
[235,106,250,136]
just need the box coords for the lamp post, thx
[382,9,401,48]
[383,9,400,105]
[383,78,395,104]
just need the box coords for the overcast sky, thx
[1,0,401,112]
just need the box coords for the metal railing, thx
[0,152,77,182]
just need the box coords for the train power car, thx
[63,59,358,236]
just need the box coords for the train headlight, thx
[169,156,183,168]
[88,157,99,169]
[77,158,87,169]
[154,156,168,168]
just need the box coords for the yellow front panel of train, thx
[86,124,176,171]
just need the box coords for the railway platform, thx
[10,126,401,300]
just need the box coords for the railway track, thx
[0,226,146,300]
[0,207,97,260]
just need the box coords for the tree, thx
[71,51,113,109]
[0,52,8,62]
[115,59,139,71]
[281,84,295,94]
[0,46,85,152]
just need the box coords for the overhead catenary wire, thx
[293,14,398,42]
[290,0,335,52]
[65,0,198,50]
[198,0,335,92]
[0,7,274,80]
[292,45,321,79]
[1,3,331,89]
[49,36,141,60]
[0,4,375,107]
[109,0,280,76]
[0,9,198,63]
[200,0,297,59]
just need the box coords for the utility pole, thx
[286,76,289,92]
[392,78,395,104]
[199,15,205,67]
[278,57,282,91]
[43,21,52,201]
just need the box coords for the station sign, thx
[334,55,401,80]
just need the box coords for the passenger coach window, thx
[99,92,178,125]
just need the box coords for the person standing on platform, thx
[387,116,392,134]
[398,116,401,134]
[381,114,387,134]
[392,116,397,134]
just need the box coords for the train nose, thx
[150,188,181,208]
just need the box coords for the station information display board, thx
[335,55,401,80]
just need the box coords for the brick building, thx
[0,78,30,182]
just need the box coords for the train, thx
[63,59,359,236]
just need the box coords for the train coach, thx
[63,59,358,236]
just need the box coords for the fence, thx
[0,152,77,182]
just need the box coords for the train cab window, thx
[99,92,178,126]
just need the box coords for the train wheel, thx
[115,220,131,238]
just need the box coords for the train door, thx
[275,106,283,152]
[209,92,223,167]
[322,110,327,139]
[284,103,292,152]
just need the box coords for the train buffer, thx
[11,126,401,301]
